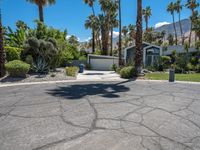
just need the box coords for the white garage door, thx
[90,58,118,71]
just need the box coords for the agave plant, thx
[32,57,49,73]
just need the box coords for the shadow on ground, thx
[0,76,26,83]
[47,82,130,99]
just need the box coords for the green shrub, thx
[197,64,200,73]
[5,60,30,77]
[186,63,193,71]
[94,50,102,55]
[79,55,87,61]
[25,55,34,65]
[161,56,171,69]
[120,66,136,79]
[5,46,22,62]
[111,64,117,72]
[116,67,122,74]
[65,66,79,77]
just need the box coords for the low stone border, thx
[1,78,200,88]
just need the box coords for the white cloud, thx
[83,37,92,42]
[155,22,170,28]
[113,31,119,38]
[66,35,71,39]
[66,35,80,41]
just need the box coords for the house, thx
[124,42,162,67]
[163,45,199,56]
[88,54,119,71]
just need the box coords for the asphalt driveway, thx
[0,81,200,150]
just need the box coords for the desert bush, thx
[94,50,102,55]
[5,60,30,77]
[5,46,22,62]
[197,64,200,73]
[25,55,34,65]
[120,66,136,79]
[79,55,87,61]
[24,37,58,72]
[111,64,118,72]
[65,66,79,77]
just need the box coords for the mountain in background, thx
[155,18,191,37]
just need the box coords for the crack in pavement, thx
[0,81,200,150]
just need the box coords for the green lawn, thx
[145,73,200,82]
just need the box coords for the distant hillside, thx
[155,19,191,37]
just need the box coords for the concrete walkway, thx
[0,81,200,150]
[77,70,122,81]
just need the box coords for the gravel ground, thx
[0,68,75,84]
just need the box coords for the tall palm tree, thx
[185,0,199,46]
[26,0,56,22]
[118,0,122,65]
[99,0,117,55]
[167,2,178,45]
[174,0,184,45]
[135,0,143,75]
[142,6,152,31]
[83,0,96,53]
[110,13,118,56]
[122,26,128,47]
[161,30,166,42]
[192,14,200,40]
[128,24,136,43]
[0,9,5,77]
[85,15,97,53]
[84,0,95,15]
[98,14,108,55]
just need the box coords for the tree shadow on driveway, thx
[47,82,130,100]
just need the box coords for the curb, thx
[0,79,200,88]
[0,79,127,88]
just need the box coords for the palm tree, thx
[84,0,95,15]
[98,14,108,55]
[85,15,97,53]
[192,15,200,40]
[118,0,122,65]
[26,0,56,22]
[122,26,128,47]
[161,30,166,42]
[142,6,152,31]
[0,9,5,77]
[110,13,118,56]
[185,0,199,46]
[167,2,178,45]
[174,0,184,45]
[135,0,143,75]
[99,0,117,55]
[83,0,96,53]
[128,24,136,43]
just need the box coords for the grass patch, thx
[145,72,200,82]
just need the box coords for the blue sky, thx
[1,0,199,41]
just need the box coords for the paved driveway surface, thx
[0,81,200,150]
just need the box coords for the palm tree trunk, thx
[92,6,95,52]
[38,3,44,22]
[135,0,143,75]
[118,0,122,66]
[92,29,95,53]
[110,27,113,56]
[0,14,5,77]
[145,17,148,31]
[178,12,184,45]
[172,13,178,45]
[189,21,192,47]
